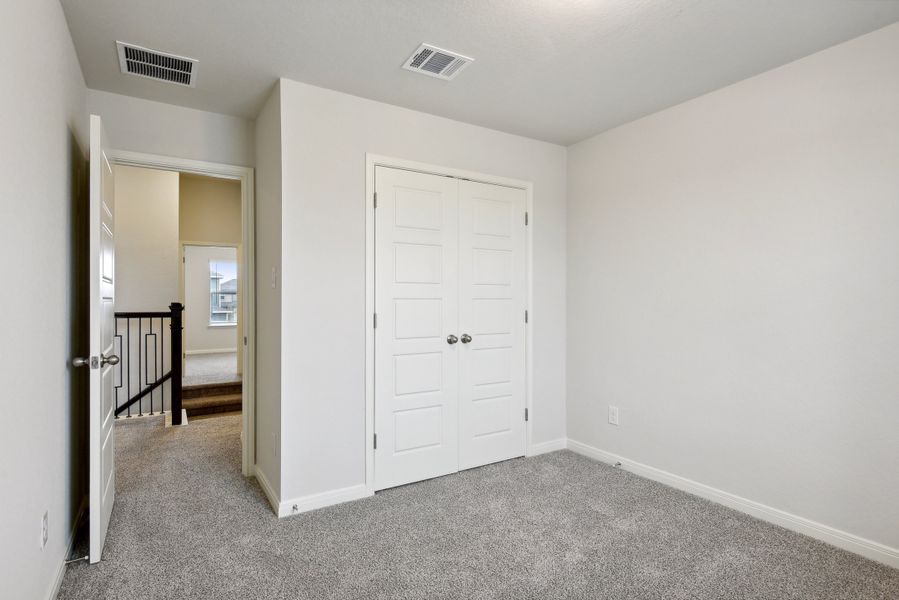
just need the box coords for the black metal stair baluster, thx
[150,317,155,414]
[152,319,158,414]
[138,318,143,416]
[145,322,155,415]
[113,308,178,419]
[127,318,132,418]
[161,315,166,415]
[115,327,123,412]
[114,317,120,418]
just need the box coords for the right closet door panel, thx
[457,180,527,471]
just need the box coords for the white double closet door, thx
[374,166,527,491]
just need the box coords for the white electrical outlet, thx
[608,405,619,426]
[41,511,49,549]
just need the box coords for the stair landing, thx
[182,381,242,417]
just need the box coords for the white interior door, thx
[374,167,460,490]
[458,180,527,469]
[88,115,117,563]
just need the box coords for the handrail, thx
[114,372,172,416]
[114,311,172,318]
[113,302,184,424]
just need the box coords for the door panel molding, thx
[374,167,459,490]
[365,154,534,494]
[458,179,527,470]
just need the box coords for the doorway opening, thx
[182,243,241,386]
[110,152,255,477]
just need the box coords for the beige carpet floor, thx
[183,352,240,386]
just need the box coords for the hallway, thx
[58,415,269,599]
[183,351,241,386]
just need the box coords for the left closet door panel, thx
[374,167,460,491]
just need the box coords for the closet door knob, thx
[460,334,472,344]
[446,334,458,345]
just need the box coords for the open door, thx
[76,114,118,563]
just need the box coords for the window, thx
[209,259,237,326]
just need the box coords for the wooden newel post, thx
[169,302,184,425]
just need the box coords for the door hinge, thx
[243,336,248,346]
[373,433,378,450]
[525,408,529,422]
[525,309,529,324]
[373,313,378,328]
[373,191,378,209]
[525,211,529,226]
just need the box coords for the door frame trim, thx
[364,153,534,495]
[108,150,257,478]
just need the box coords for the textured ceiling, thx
[60,0,899,145]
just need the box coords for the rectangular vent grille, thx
[402,44,473,81]
[116,42,198,87]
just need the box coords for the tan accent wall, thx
[179,174,241,244]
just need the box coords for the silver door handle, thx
[460,334,472,344]
[446,334,458,345]
[72,354,120,368]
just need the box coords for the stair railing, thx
[113,302,184,425]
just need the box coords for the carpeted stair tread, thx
[183,393,242,417]
[182,381,242,399]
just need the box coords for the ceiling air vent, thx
[116,41,198,87]
[402,44,473,81]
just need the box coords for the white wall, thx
[114,166,180,312]
[87,89,255,167]
[183,245,238,354]
[113,166,180,415]
[180,174,242,355]
[567,22,899,554]
[0,1,87,598]
[276,79,567,502]
[253,84,283,499]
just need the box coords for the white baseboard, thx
[254,466,281,516]
[184,348,237,356]
[278,484,373,518]
[566,438,899,570]
[164,409,188,428]
[48,495,88,600]
[528,438,567,456]
[116,412,165,425]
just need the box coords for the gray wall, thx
[253,84,283,498]
[566,23,899,551]
[276,79,568,502]
[87,89,255,167]
[0,1,89,598]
